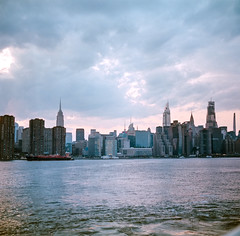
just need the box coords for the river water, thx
[0,158,240,235]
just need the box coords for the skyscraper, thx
[30,118,45,155]
[76,128,84,141]
[105,136,117,157]
[0,115,15,160]
[22,128,30,153]
[66,132,72,154]
[206,100,218,129]
[52,126,66,156]
[163,102,171,127]
[14,122,19,143]
[190,112,194,127]
[135,130,151,148]
[56,99,64,127]
[88,129,102,157]
[44,128,52,155]
[66,132,72,144]
[233,113,236,135]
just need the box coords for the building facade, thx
[163,102,171,127]
[88,129,102,157]
[56,100,64,127]
[121,148,152,157]
[76,128,84,141]
[0,115,15,160]
[22,128,30,153]
[44,128,52,155]
[135,130,151,148]
[105,136,117,157]
[30,118,45,155]
[66,132,72,154]
[52,126,66,156]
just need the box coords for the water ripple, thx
[0,159,240,235]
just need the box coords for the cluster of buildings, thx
[1,100,240,161]
[153,101,239,157]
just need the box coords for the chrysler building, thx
[56,99,64,127]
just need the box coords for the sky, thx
[0,0,240,140]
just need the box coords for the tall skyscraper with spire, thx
[190,112,194,127]
[233,113,236,135]
[56,99,64,127]
[205,100,218,129]
[163,102,171,127]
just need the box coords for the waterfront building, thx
[52,126,66,156]
[121,148,152,157]
[17,126,24,142]
[206,100,218,129]
[181,113,198,156]
[88,129,102,157]
[211,128,223,154]
[14,122,19,143]
[135,130,151,148]
[235,138,240,154]
[76,128,84,141]
[128,135,136,148]
[0,115,15,160]
[56,99,64,127]
[22,128,30,153]
[169,120,183,156]
[29,118,45,155]
[15,125,24,152]
[72,140,87,156]
[153,127,166,157]
[66,132,72,144]
[199,128,212,155]
[181,121,192,156]
[100,132,117,156]
[222,133,235,154]
[153,126,173,157]
[66,132,72,154]
[44,128,52,155]
[117,136,130,153]
[105,136,117,157]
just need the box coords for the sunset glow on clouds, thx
[0,0,240,138]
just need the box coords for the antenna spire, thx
[59,98,62,111]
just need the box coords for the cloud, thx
[0,0,240,133]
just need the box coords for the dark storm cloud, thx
[0,0,240,124]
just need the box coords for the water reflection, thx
[0,159,240,235]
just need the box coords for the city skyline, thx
[6,99,240,141]
[0,1,240,138]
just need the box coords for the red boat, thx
[26,154,73,161]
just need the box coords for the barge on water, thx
[26,154,73,161]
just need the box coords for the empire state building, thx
[163,102,171,127]
[56,100,64,127]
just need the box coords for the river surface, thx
[0,158,240,235]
